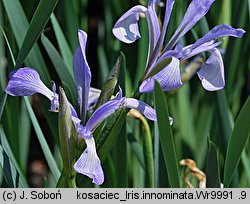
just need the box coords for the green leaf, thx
[61,0,80,49]
[140,116,154,187]
[41,34,77,105]
[224,94,250,187]
[216,90,233,145]
[0,125,28,187]
[0,92,7,122]
[248,0,250,20]
[176,85,197,153]
[127,129,145,168]
[18,99,31,172]
[241,150,250,186]
[112,53,127,187]
[15,0,59,69]
[50,13,73,76]
[0,26,15,66]
[2,0,50,84]
[113,122,127,187]
[154,81,180,187]
[206,139,221,187]
[24,97,60,183]
[97,45,110,84]
[98,110,127,163]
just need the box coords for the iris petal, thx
[73,30,91,122]
[197,48,225,91]
[125,98,157,121]
[140,57,182,92]
[181,24,246,58]
[74,137,104,185]
[164,0,215,51]
[147,0,175,73]
[112,6,147,44]
[125,98,173,125]
[147,0,160,53]
[85,95,124,132]
[5,67,53,99]
[180,40,224,61]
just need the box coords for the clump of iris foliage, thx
[0,0,249,188]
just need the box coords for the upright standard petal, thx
[5,67,53,99]
[74,137,104,185]
[112,6,147,44]
[146,0,160,54]
[148,0,175,71]
[140,57,182,92]
[164,0,215,51]
[197,48,225,91]
[73,30,91,122]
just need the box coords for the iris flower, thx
[112,0,245,92]
[5,29,165,185]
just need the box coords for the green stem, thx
[140,116,155,187]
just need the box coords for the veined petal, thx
[74,137,104,185]
[197,48,225,91]
[112,5,147,44]
[180,40,223,61]
[146,0,160,54]
[148,0,175,72]
[124,98,173,125]
[140,57,182,92]
[125,98,157,121]
[182,24,245,57]
[73,30,91,122]
[5,67,53,99]
[85,95,125,132]
[164,0,215,51]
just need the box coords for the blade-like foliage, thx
[0,126,28,187]
[206,139,221,187]
[224,94,250,187]
[24,97,60,183]
[15,0,59,69]
[41,34,77,106]
[154,81,180,188]
[0,93,7,122]
[2,0,50,84]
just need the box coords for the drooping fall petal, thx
[5,67,53,99]
[112,5,147,44]
[140,57,182,92]
[74,137,104,185]
[197,48,225,91]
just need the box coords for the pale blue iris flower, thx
[5,29,166,185]
[112,0,245,92]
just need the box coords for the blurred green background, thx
[0,0,249,188]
